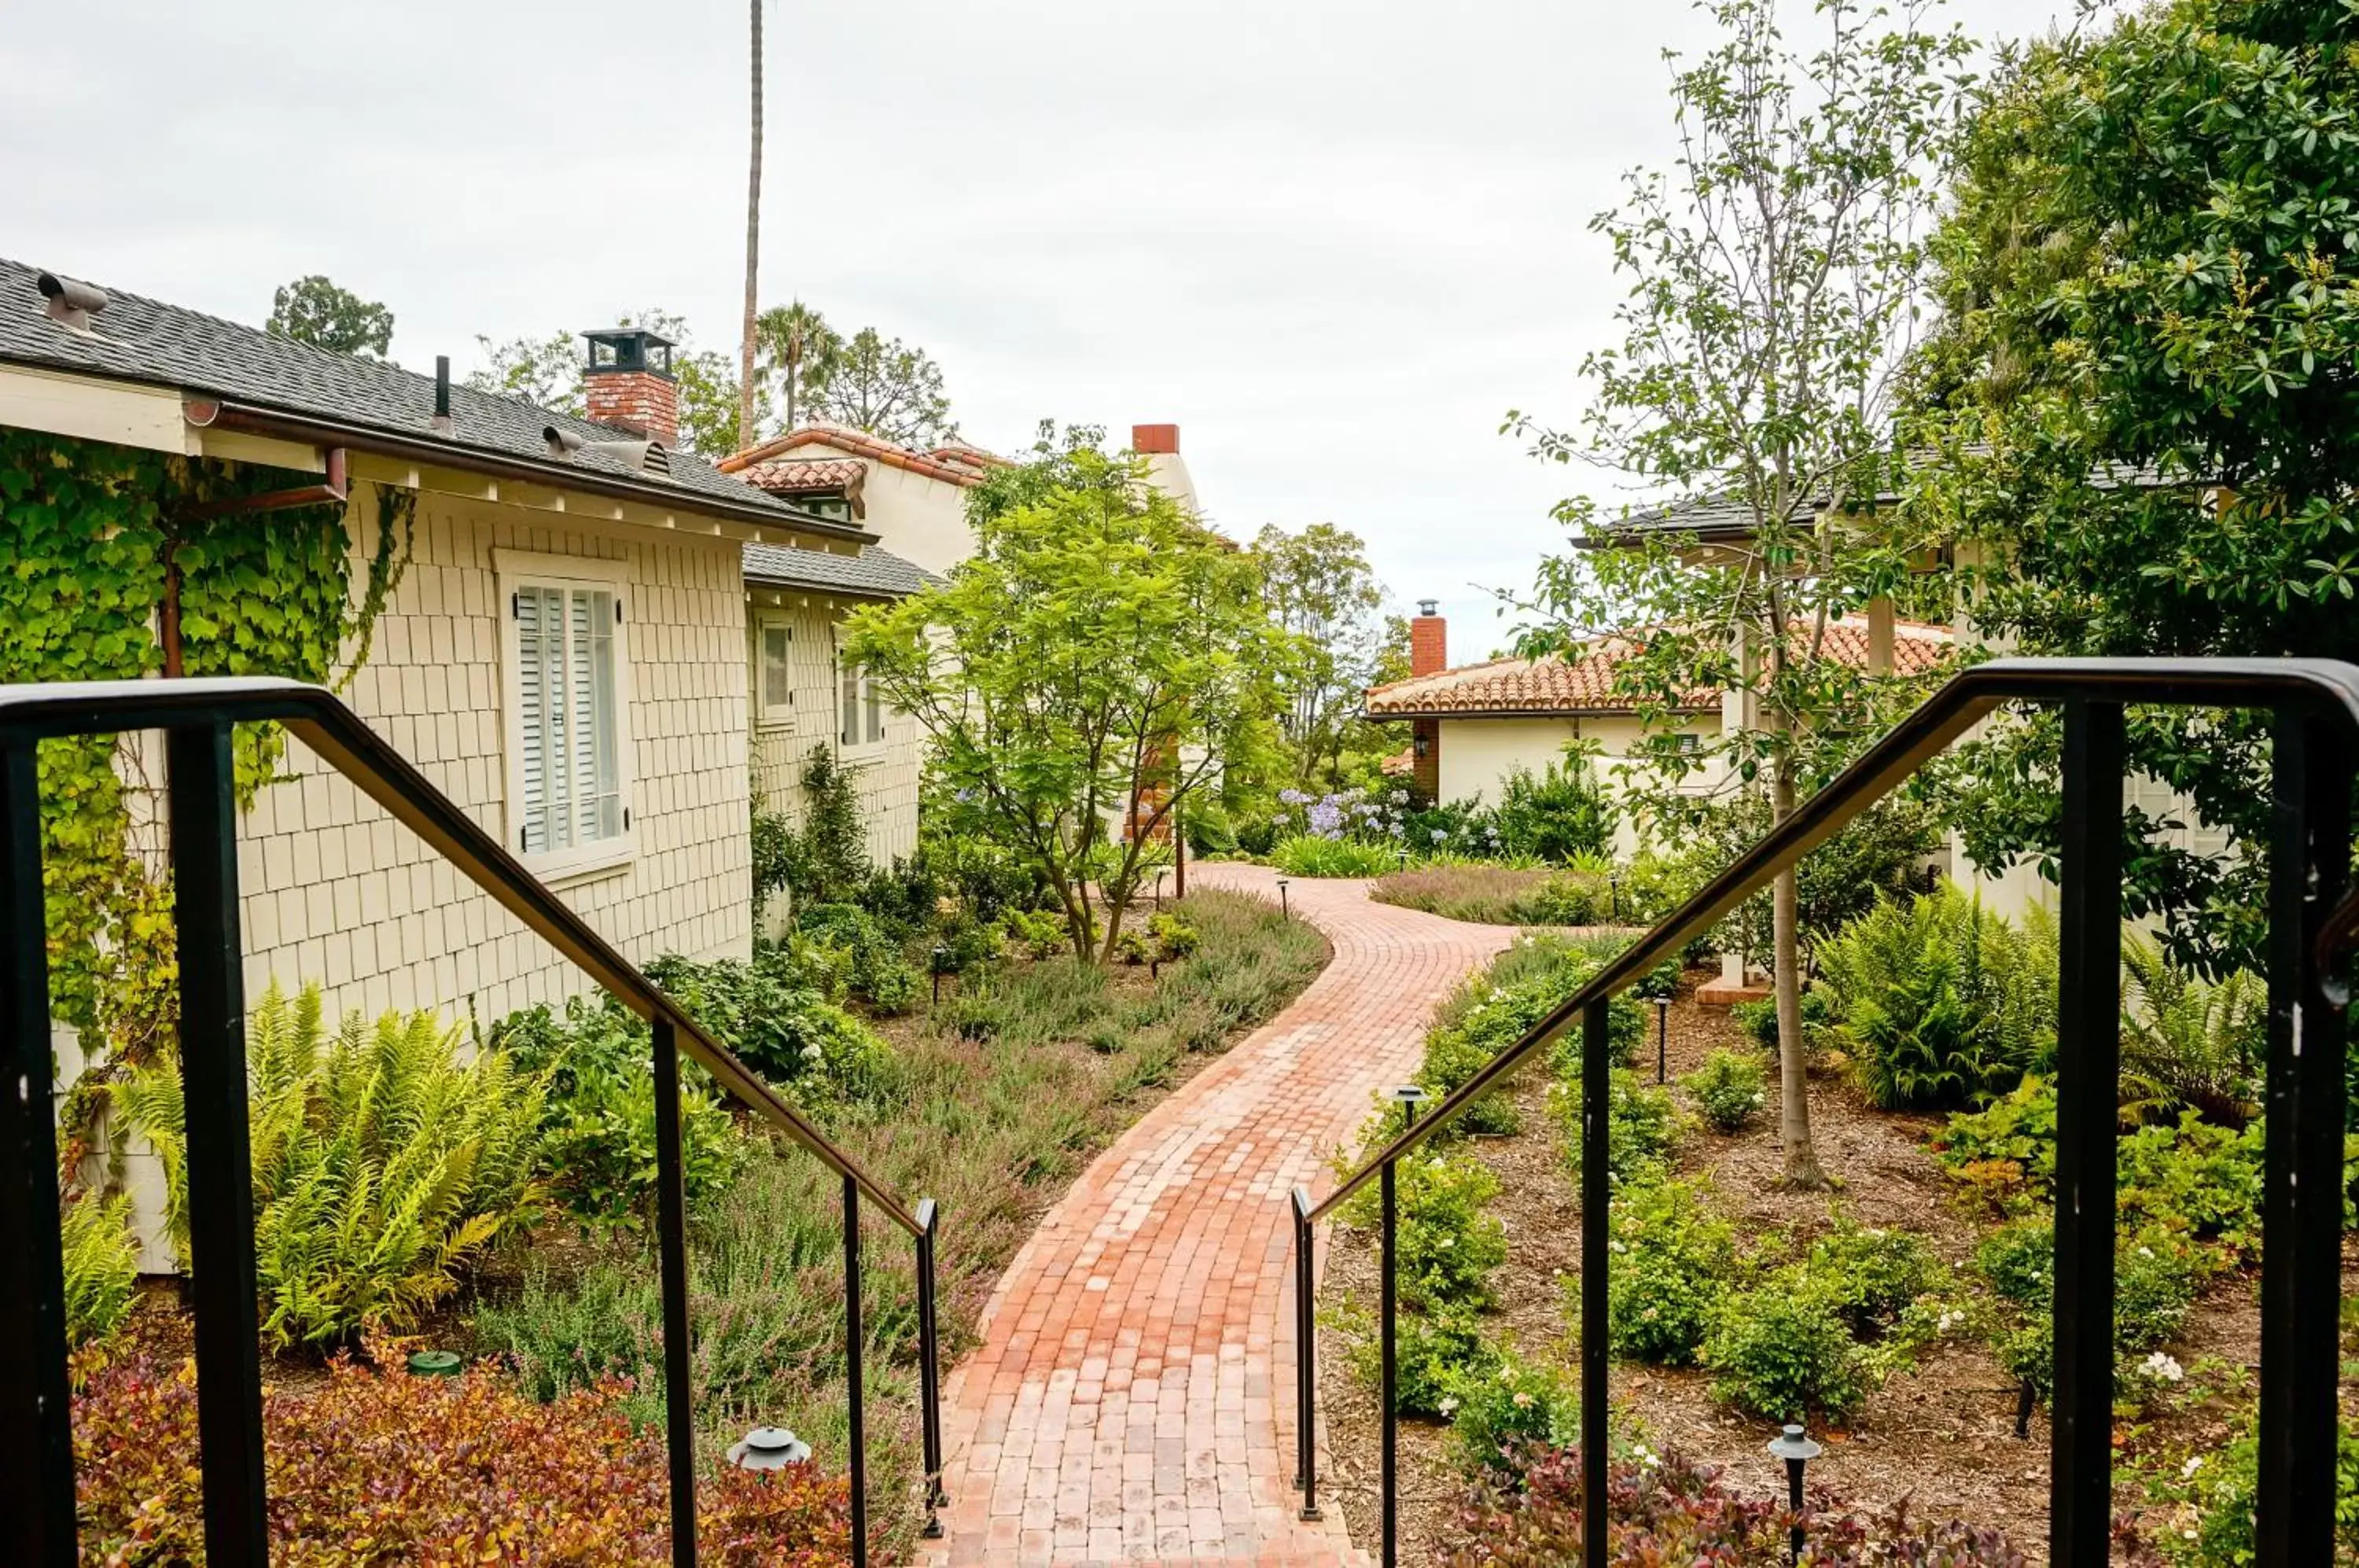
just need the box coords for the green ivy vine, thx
[0,427,413,1179]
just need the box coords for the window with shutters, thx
[498,552,635,881]
[837,659,886,751]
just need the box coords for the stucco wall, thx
[746,594,924,893]
[1433,712,1723,856]
[234,481,754,1025]
[853,459,975,578]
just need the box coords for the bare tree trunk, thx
[1772,759,1826,1187]
[737,0,762,454]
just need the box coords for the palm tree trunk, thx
[738,0,763,454]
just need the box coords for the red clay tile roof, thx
[720,424,993,488]
[1364,620,1953,717]
[734,456,867,494]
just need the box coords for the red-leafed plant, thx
[74,1352,855,1565]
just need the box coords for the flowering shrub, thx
[1449,1353,1581,1476]
[1450,1443,2030,1567]
[1685,1049,1767,1132]
[1345,1297,1498,1415]
[1554,1069,1679,1187]
[1700,1276,1868,1421]
[72,1352,853,1564]
[1974,1216,2203,1399]
[1804,1220,1946,1339]
[1372,1151,1509,1309]
[1603,1177,1737,1364]
[2133,1415,2359,1568]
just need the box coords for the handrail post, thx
[167,721,270,1563]
[2258,706,2351,1568]
[915,1198,947,1539]
[1581,999,1609,1568]
[2051,699,2123,1566]
[844,1172,868,1566]
[651,1016,698,1566]
[1292,1184,1321,1522]
[0,737,75,1565]
[1379,1144,1399,1568]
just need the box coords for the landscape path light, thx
[931,945,950,1007]
[1766,1423,1823,1563]
[729,1426,812,1471]
[1154,868,1168,909]
[1276,876,1290,919]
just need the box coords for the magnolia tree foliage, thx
[1508,0,1972,1185]
[1908,0,2359,974]
[843,435,1292,962]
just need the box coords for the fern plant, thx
[1816,889,2056,1110]
[114,981,544,1349]
[60,1190,140,1348]
[2118,932,2265,1128]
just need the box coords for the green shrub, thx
[60,1191,138,1349]
[1701,1279,1867,1421]
[644,948,891,1098]
[1974,1218,2052,1307]
[1345,1299,1496,1416]
[1147,911,1200,959]
[1270,834,1399,878]
[1487,753,1618,864]
[1183,800,1238,857]
[2146,1415,2359,1568]
[1115,927,1155,965]
[1603,1177,1737,1364]
[1973,1217,2201,1397]
[1556,1069,1679,1187]
[493,996,745,1231]
[1729,988,1835,1054]
[1337,1149,1507,1310]
[72,1351,854,1564]
[782,745,870,905]
[1684,1050,1765,1132]
[114,982,543,1349]
[1449,1352,1581,1477]
[1816,889,2056,1110]
[1002,907,1068,959]
[1805,1220,1945,1338]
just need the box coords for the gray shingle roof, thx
[0,257,833,527]
[742,541,938,599]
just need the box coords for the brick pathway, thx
[928,864,1514,1568]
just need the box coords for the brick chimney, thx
[583,327,679,446]
[1410,599,1445,801]
[1410,598,1448,676]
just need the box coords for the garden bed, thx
[69,888,1330,1564]
[1314,966,2315,1564]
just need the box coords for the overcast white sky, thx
[5,0,2074,657]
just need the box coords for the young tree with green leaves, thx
[1909,0,2359,975]
[1510,0,1971,1186]
[1253,521,1389,789]
[267,276,394,358]
[844,438,1290,962]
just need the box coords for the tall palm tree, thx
[737,0,763,454]
[757,301,838,435]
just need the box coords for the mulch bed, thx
[1314,967,2295,1565]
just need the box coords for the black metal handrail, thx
[0,675,946,1566]
[1290,656,2359,1568]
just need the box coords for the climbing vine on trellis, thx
[0,428,413,1177]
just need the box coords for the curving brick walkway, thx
[928,864,1514,1568]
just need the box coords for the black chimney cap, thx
[584,327,676,381]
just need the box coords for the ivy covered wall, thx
[0,427,411,1172]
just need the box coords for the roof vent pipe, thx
[544,426,583,458]
[431,355,454,435]
[37,272,107,332]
